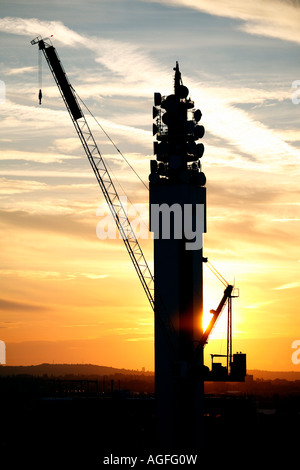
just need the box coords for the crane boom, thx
[31,36,155,311]
[200,284,233,346]
[191,282,234,368]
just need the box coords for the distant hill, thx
[0,363,154,378]
[1,364,300,381]
[247,369,300,381]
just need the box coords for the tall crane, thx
[30,35,153,304]
[31,34,177,355]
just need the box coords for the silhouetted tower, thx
[149,62,206,451]
[31,37,246,451]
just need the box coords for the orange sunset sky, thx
[1,0,300,371]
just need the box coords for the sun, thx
[202,270,231,340]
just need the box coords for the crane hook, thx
[38,89,42,105]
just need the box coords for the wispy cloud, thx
[0,298,48,312]
[0,269,109,281]
[1,98,151,152]
[0,149,80,163]
[150,0,300,44]
[244,300,275,309]
[77,272,109,280]
[0,17,86,46]
[0,16,163,84]
[4,65,36,76]
[0,169,93,179]
[193,87,300,172]
[0,209,93,239]
[273,218,300,222]
[0,178,48,195]
[1,16,299,174]
[273,282,300,290]
[126,336,153,342]
[0,178,95,197]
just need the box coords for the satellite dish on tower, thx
[194,109,202,122]
[178,85,189,99]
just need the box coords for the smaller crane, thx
[200,283,234,346]
[193,259,246,381]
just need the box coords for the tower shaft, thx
[149,63,206,450]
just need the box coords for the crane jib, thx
[41,43,83,121]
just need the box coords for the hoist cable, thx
[38,47,43,104]
[73,88,151,239]
[74,90,149,191]
[38,48,42,89]
[206,260,228,287]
